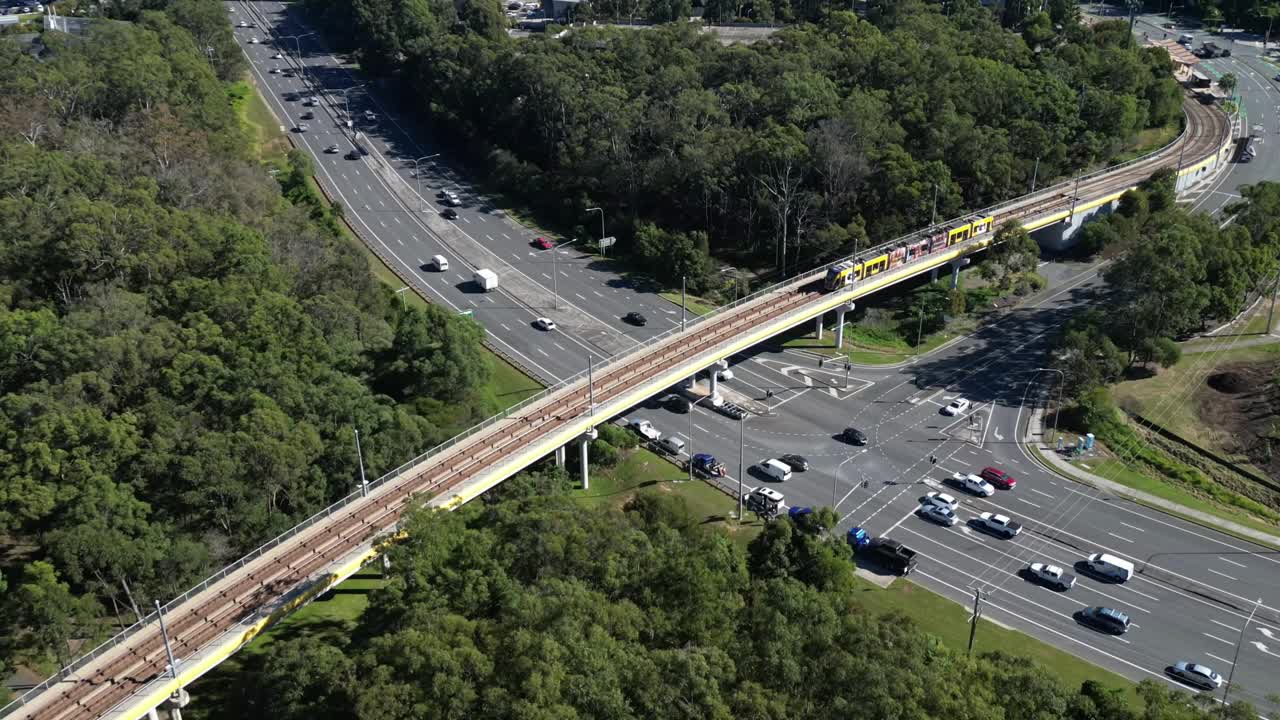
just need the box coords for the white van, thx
[1085,553,1134,582]
[1178,33,1194,45]
[658,436,686,456]
[759,458,792,482]
[429,254,448,271]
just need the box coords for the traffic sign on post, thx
[599,236,616,257]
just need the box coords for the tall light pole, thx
[681,275,688,332]
[395,286,411,311]
[354,428,368,497]
[1222,598,1262,708]
[539,237,579,310]
[737,414,747,522]
[340,84,366,136]
[1030,156,1041,193]
[412,154,440,210]
[1032,368,1066,440]
[931,183,939,226]
[281,33,315,86]
[586,206,605,246]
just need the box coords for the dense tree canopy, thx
[0,6,499,676]
[304,0,1182,295]
[222,483,1260,720]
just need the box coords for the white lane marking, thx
[396,238,403,246]
[1107,532,1133,543]
[1016,497,1042,509]
[500,323,511,332]
[536,347,550,358]
[552,342,567,352]
[1118,521,1144,532]
[1210,618,1239,633]
[593,290,604,297]
[1217,557,1247,568]
[502,232,512,239]
[1029,487,1054,499]
[1205,652,1234,666]
[486,235,495,241]
[1203,632,1234,646]
[1207,568,1237,581]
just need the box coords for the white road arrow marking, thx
[993,426,1004,441]
[1251,641,1280,658]
[1259,627,1276,640]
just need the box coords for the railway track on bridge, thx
[5,64,1235,720]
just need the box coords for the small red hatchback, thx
[980,466,1017,490]
[532,236,554,250]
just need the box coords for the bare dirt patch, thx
[1198,360,1280,479]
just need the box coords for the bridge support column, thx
[814,313,824,340]
[930,266,939,283]
[163,689,190,720]
[579,428,598,490]
[710,360,728,401]
[148,709,161,720]
[555,445,566,467]
[709,369,718,397]
[949,258,970,290]
[834,303,855,349]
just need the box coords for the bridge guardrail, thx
[0,72,1217,720]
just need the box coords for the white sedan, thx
[533,318,557,331]
[924,491,958,510]
[247,37,259,44]
[272,52,284,59]
[941,397,970,416]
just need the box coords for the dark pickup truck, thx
[846,528,919,576]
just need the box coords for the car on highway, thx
[941,397,970,416]
[923,491,958,510]
[1027,562,1075,591]
[778,454,809,472]
[324,144,340,154]
[441,208,459,220]
[665,395,692,413]
[746,486,785,513]
[269,67,280,74]
[301,110,315,120]
[248,37,259,44]
[532,236,554,250]
[972,512,1021,538]
[1076,606,1130,635]
[623,311,647,326]
[443,195,463,207]
[533,317,557,331]
[1168,661,1222,690]
[303,96,318,107]
[715,368,734,381]
[979,466,1016,490]
[272,52,284,59]
[363,110,377,121]
[950,472,995,497]
[295,123,309,132]
[841,427,867,445]
[917,502,958,526]
[236,20,250,27]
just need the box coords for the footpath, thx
[1024,406,1280,548]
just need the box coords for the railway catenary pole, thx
[154,600,179,681]
[737,414,745,522]
[355,428,368,497]
[1030,156,1040,193]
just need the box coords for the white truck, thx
[473,269,498,292]
[628,419,661,441]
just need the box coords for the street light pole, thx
[681,275,687,332]
[281,33,315,86]
[1032,368,1066,440]
[931,183,939,226]
[541,238,579,310]
[588,355,595,417]
[412,154,440,210]
[586,207,605,247]
[688,394,712,483]
[1030,156,1040,193]
[737,414,746,521]
[1221,598,1261,708]
[395,286,410,310]
[354,428,368,497]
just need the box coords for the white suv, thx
[951,472,994,497]
[942,397,971,416]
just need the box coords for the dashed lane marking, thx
[1207,568,1238,582]
[1107,532,1132,543]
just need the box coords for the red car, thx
[532,236,554,250]
[980,466,1017,490]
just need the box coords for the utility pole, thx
[1030,156,1040,193]
[588,355,595,417]
[915,304,926,356]
[681,276,688,332]
[354,428,368,497]
[967,587,986,655]
[1068,173,1083,222]
[737,415,745,522]
[587,207,605,248]
[1222,598,1261,708]
[931,183,939,226]
[155,600,179,680]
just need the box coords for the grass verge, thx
[1112,122,1181,164]
[228,80,290,164]
[784,322,966,366]
[574,446,763,548]
[851,577,1140,705]
[658,291,717,317]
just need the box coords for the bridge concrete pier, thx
[555,445,566,467]
[710,360,728,399]
[814,314,824,340]
[930,266,939,283]
[834,303,855,348]
[579,428,598,490]
[949,258,970,289]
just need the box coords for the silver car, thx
[918,503,958,527]
[1169,662,1222,690]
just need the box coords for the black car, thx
[623,311,647,326]
[779,454,809,472]
[1076,606,1130,635]
[665,395,692,413]
[441,208,459,220]
[841,427,867,445]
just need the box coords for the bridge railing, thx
[0,100,1211,720]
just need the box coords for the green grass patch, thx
[1112,122,1181,164]
[659,291,717,317]
[850,576,1140,705]
[1063,455,1280,541]
[228,80,290,164]
[487,353,543,405]
[784,322,964,366]
[575,446,763,547]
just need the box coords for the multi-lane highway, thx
[229,0,696,383]
[624,261,1280,709]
